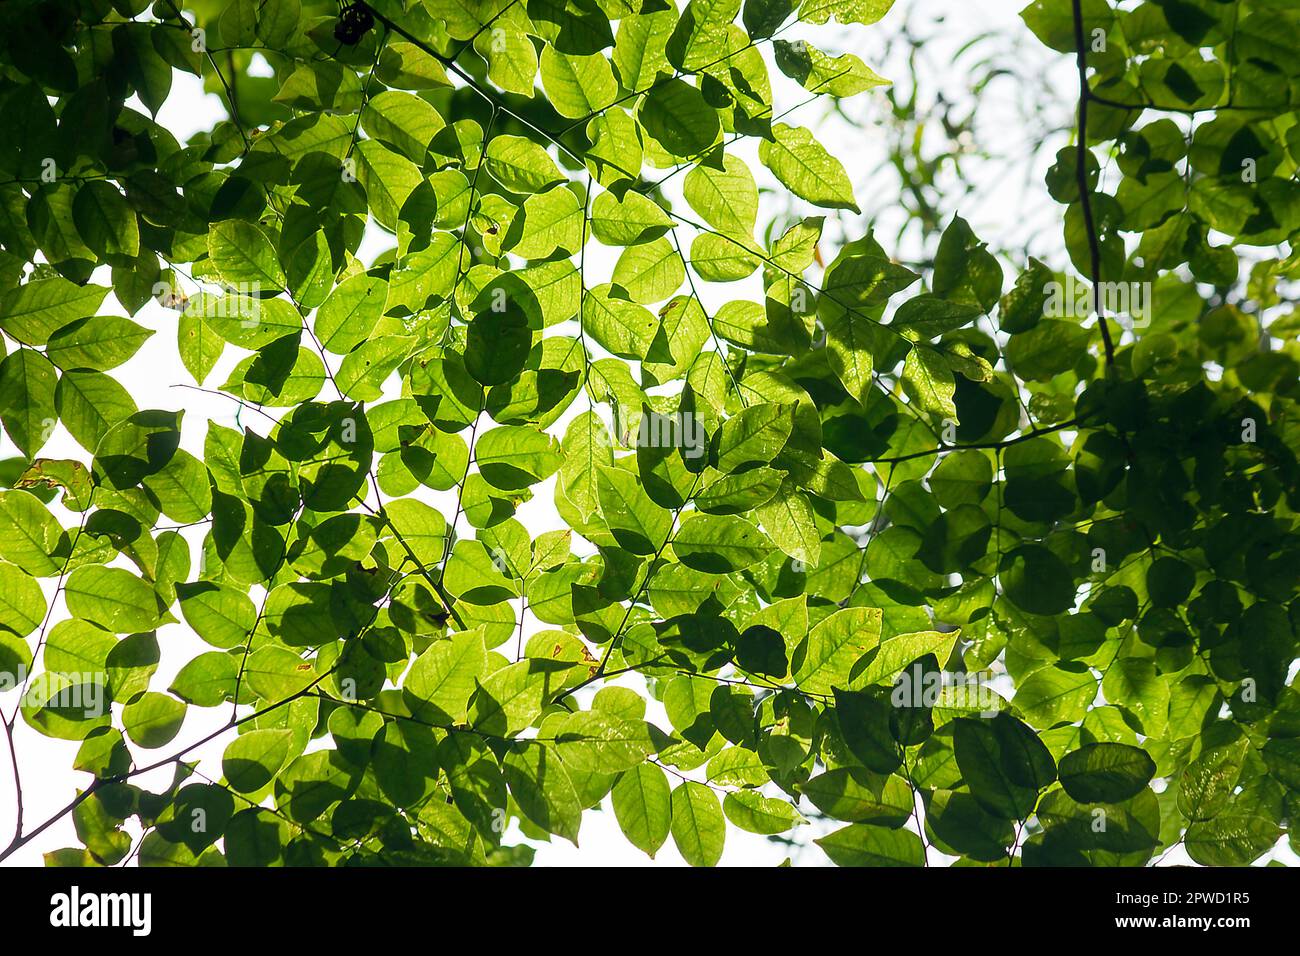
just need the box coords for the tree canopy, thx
[0,0,1297,867]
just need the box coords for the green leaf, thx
[612,238,686,304]
[1179,738,1247,822]
[670,780,726,866]
[1058,742,1156,803]
[170,651,239,707]
[758,124,859,212]
[243,645,318,701]
[540,47,617,118]
[1015,664,1097,727]
[206,220,286,292]
[774,40,889,97]
[638,79,720,158]
[612,763,673,857]
[800,767,912,824]
[476,426,563,490]
[315,274,387,355]
[684,153,759,238]
[901,345,956,419]
[717,403,794,472]
[503,744,583,843]
[71,182,138,259]
[816,823,924,866]
[176,582,256,649]
[952,713,1056,819]
[793,606,882,696]
[723,789,804,834]
[46,314,152,371]
[0,278,109,346]
[486,135,566,194]
[122,691,186,749]
[64,566,162,634]
[223,729,293,794]
[0,348,58,456]
[355,139,423,232]
[404,629,488,724]
[554,710,657,774]
[673,513,772,573]
[590,191,674,246]
[597,464,672,554]
[0,561,46,638]
[1185,804,1281,866]
[1000,544,1075,615]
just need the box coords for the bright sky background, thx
[3,0,1292,868]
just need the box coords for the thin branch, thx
[1071,0,1115,367]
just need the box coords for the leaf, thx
[170,652,239,707]
[503,744,583,843]
[540,47,617,118]
[638,79,720,158]
[952,713,1056,819]
[590,191,674,245]
[684,153,759,237]
[816,824,924,866]
[611,763,673,857]
[0,562,46,638]
[597,464,672,554]
[774,40,889,97]
[337,335,413,400]
[404,629,488,723]
[0,348,58,456]
[72,181,139,260]
[1179,738,1248,823]
[716,403,794,472]
[1185,805,1281,867]
[670,781,725,866]
[355,139,423,231]
[554,710,657,774]
[470,660,552,737]
[856,629,959,687]
[1058,742,1156,804]
[758,124,859,212]
[723,790,804,834]
[582,285,661,358]
[315,274,387,355]
[486,135,566,194]
[673,513,772,573]
[755,481,821,566]
[223,729,293,793]
[122,691,186,749]
[0,278,109,345]
[206,220,285,292]
[611,238,685,304]
[901,345,956,419]
[1000,544,1075,616]
[64,566,162,634]
[46,314,152,371]
[243,645,318,702]
[362,89,443,162]
[800,767,912,824]
[476,426,563,490]
[1015,664,1097,727]
[793,606,882,696]
[176,582,255,649]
